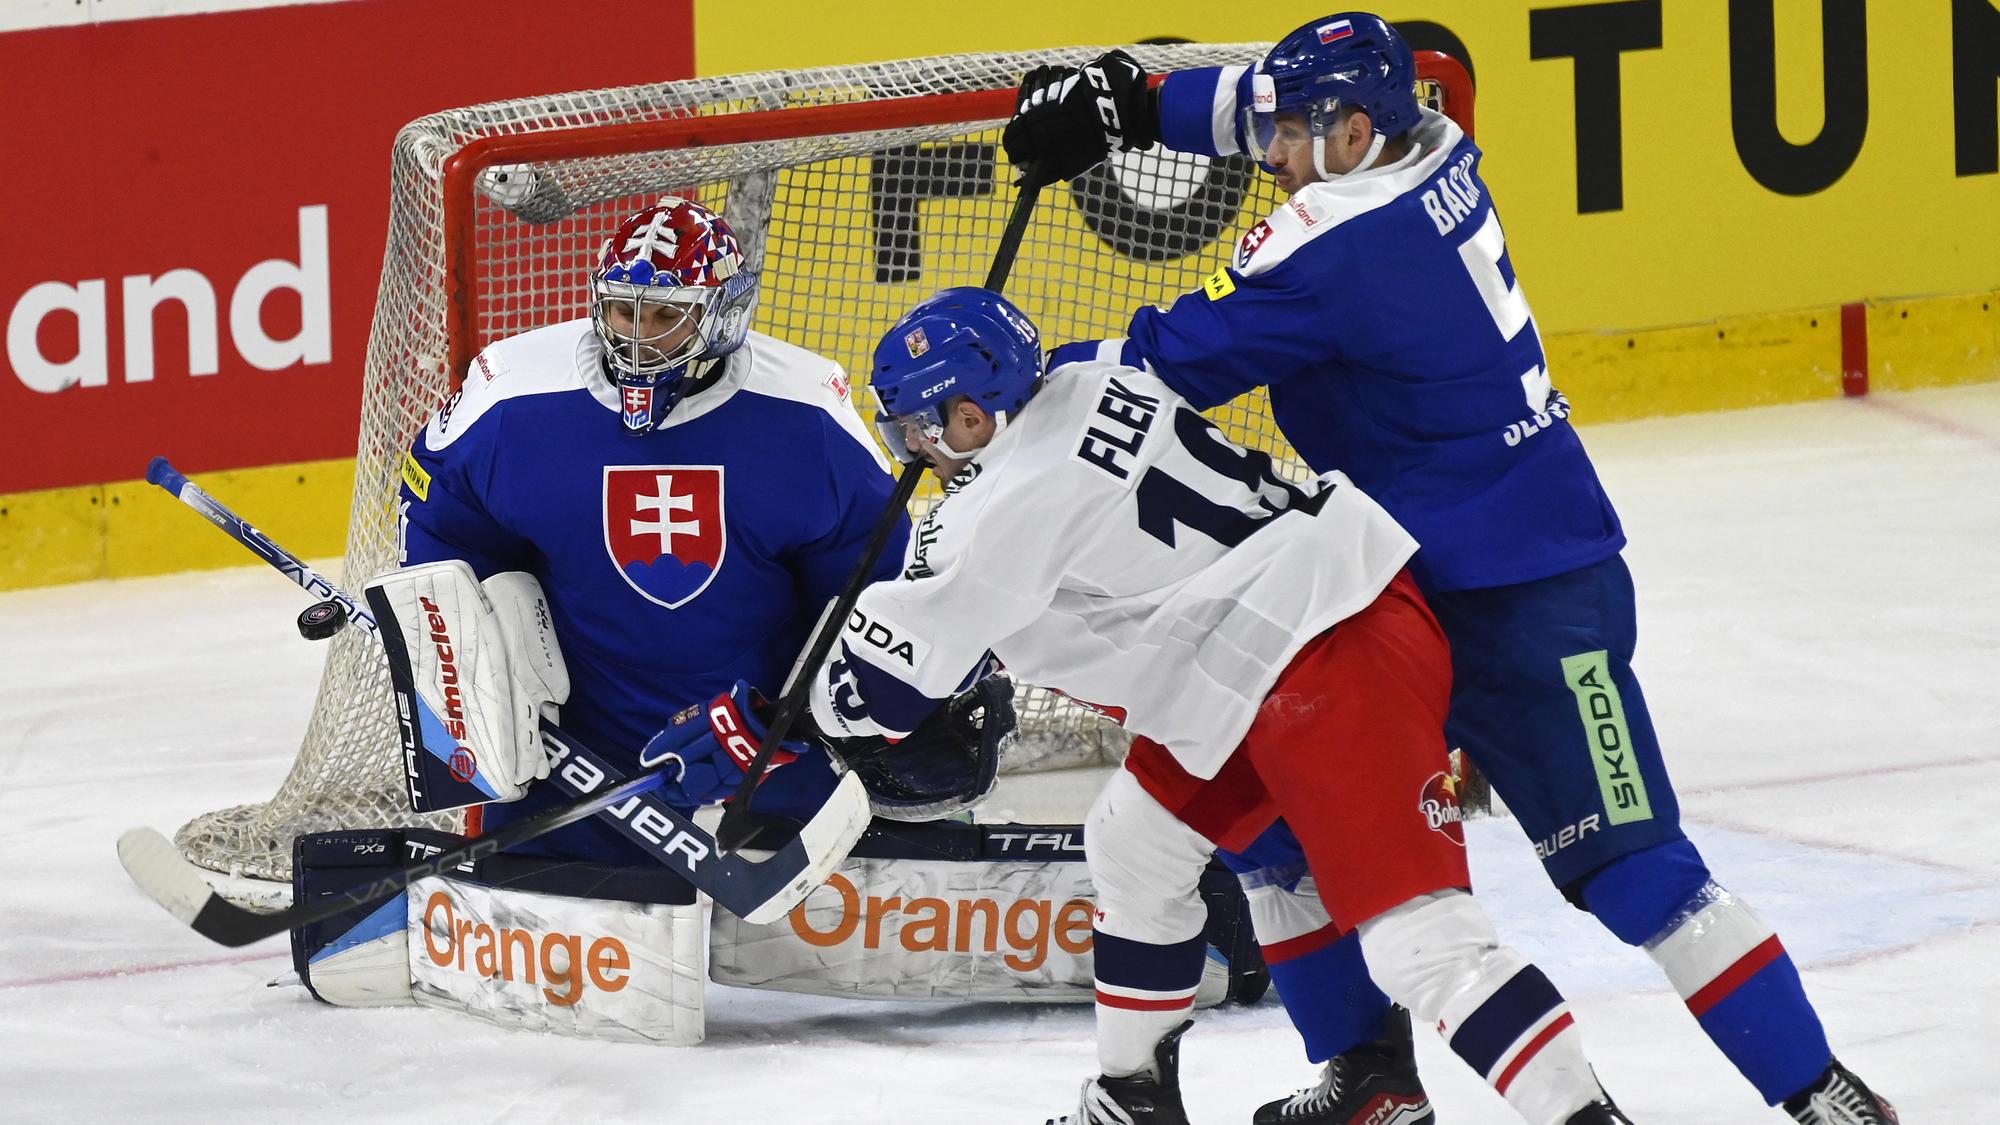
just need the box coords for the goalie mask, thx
[829,675,1015,822]
[1244,12,1421,180]
[591,196,759,434]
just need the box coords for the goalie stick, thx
[124,459,870,945]
[716,173,1046,853]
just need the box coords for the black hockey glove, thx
[825,675,1015,821]
[1002,49,1159,186]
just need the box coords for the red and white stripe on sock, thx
[1644,883,1782,1017]
[1092,930,1205,1077]
[1439,956,1602,1125]
[1241,866,1342,964]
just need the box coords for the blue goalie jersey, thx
[1121,70,1625,593]
[396,319,907,761]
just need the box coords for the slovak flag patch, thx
[1236,219,1274,269]
[621,384,655,432]
[1318,19,1354,43]
[604,465,727,609]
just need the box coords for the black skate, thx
[1252,1006,1433,1125]
[1783,1061,1898,1124]
[1044,1021,1192,1125]
[1565,1099,1636,1124]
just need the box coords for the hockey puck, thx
[296,599,349,640]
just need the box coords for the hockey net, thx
[175,45,1475,880]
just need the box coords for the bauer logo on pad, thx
[1318,19,1354,43]
[904,327,930,358]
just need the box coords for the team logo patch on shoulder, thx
[1202,267,1237,301]
[904,327,930,358]
[400,452,432,502]
[1236,220,1273,269]
[825,369,851,401]
[604,465,727,609]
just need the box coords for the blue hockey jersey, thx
[397,320,907,761]
[1121,69,1625,593]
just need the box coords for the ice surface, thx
[3,385,1996,1122]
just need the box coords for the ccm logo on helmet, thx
[845,608,931,669]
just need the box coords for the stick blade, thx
[738,773,872,926]
[117,828,214,925]
[117,828,277,948]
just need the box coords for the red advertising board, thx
[0,0,694,494]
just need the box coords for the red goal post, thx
[175,46,1476,881]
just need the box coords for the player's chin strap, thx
[929,408,1011,462]
[1313,130,1388,181]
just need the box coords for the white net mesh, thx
[176,45,1470,880]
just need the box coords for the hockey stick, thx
[123,460,869,944]
[145,457,377,640]
[715,174,1046,853]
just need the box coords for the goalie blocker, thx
[364,560,568,812]
[294,820,1265,1043]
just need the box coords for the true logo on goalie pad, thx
[603,465,727,610]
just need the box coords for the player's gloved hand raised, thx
[639,681,806,807]
[1002,49,1158,186]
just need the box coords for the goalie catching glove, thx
[826,675,1014,822]
[1001,49,1159,185]
[364,560,568,810]
[644,676,1015,819]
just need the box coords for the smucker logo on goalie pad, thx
[603,465,726,609]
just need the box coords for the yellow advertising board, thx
[698,0,2000,335]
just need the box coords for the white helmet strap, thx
[1314,128,1387,181]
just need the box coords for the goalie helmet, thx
[590,196,759,434]
[1244,13,1420,178]
[869,287,1043,463]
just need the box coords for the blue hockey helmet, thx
[1244,13,1421,177]
[870,287,1043,463]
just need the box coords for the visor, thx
[1240,70,1345,165]
[592,282,720,379]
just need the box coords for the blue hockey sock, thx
[1268,928,1394,1061]
[1220,824,1392,1062]
[1581,841,1833,1104]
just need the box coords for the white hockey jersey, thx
[810,354,1418,780]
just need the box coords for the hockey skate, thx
[1045,1021,1192,1125]
[1565,1099,1635,1124]
[1252,1006,1432,1125]
[1783,1061,1898,1124]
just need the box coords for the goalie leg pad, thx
[708,818,1262,1007]
[292,828,470,1007]
[294,831,703,1044]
